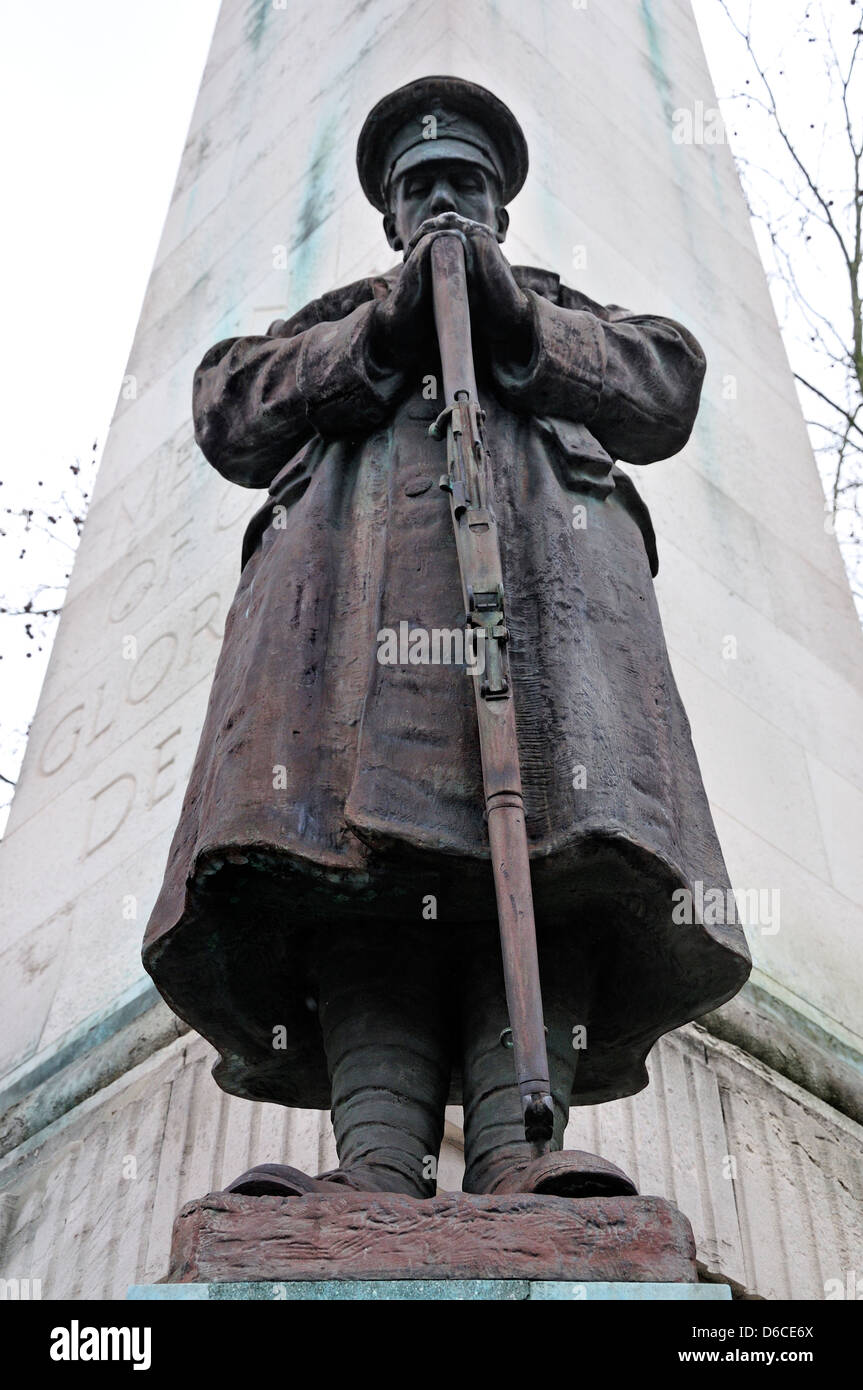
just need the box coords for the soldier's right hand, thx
[368,232,435,370]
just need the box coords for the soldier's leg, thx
[458,919,591,1193]
[314,921,452,1197]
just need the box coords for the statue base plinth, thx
[129,1279,731,1300]
[163,1191,699,1285]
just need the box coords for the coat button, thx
[404,476,434,496]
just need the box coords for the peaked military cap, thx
[357,75,529,212]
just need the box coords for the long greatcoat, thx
[142,260,750,1108]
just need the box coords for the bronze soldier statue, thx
[143,77,750,1200]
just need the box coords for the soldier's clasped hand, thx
[405,211,535,358]
[368,230,437,370]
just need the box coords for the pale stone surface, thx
[0,910,71,1076]
[0,0,861,1301]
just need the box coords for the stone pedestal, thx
[129,1279,731,1301]
[165,1191,699,1286]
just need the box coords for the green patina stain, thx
[286,113,340,312]
[213,265,245,343]
[244,0,271,53]
[639,0,723,412]
[639,0,674,117]
[638,0,694,248]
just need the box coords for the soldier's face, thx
[385,160,507,250]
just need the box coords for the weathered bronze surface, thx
[168,1191,699,1285]
[142,75,751,1203]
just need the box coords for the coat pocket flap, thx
[536,416,615,496]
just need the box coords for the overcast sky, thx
[0,2,219,492]
[0,0,854,831]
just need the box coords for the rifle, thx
[427,230,554,1156]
